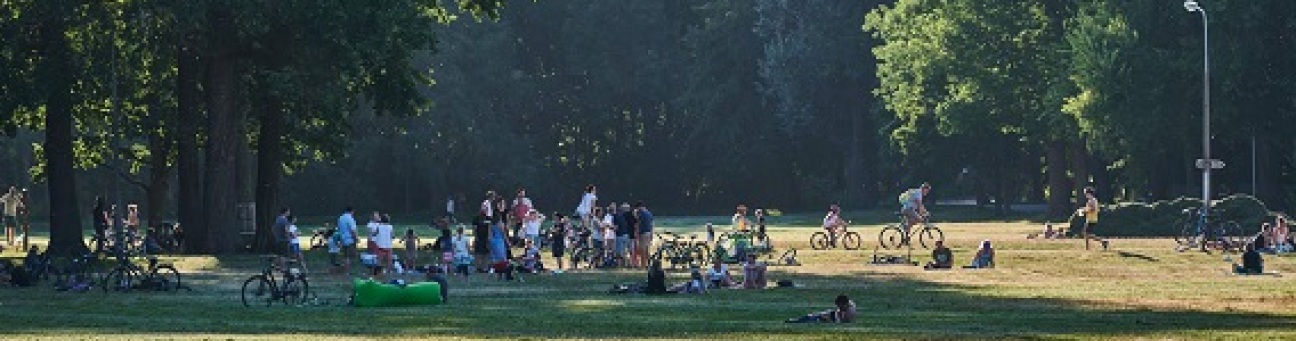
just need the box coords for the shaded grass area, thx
[2,223,1295,339]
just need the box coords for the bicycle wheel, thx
[151,265,181,292]
[877,226,904,250]
[809,232,830,250]
[918,226,945,249]
[281,275,310,306]
[840,232,862,250]
[309,234,325,250]
[102,267,132,293]
[1218,221,1244,252]
[241,275,275,307]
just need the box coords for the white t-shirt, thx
[481,199,494,217]
[707,265,729,282]
[452,235,470,257]
[576,192,597,215]
[823,213,842,229]
[903,189,924,209]
[367,222,380,239]
[603,226,615,241]
[287,225,300,245]
[374,223,394,249]
[524,218,542,236]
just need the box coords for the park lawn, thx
[1,221,1295,340]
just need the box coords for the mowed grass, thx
[2,221,1295,340]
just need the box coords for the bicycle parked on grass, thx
[242,256,311,307]
[650,232,710,269]
[1175,207,1244,253]
[102,254,182,293]
[878,213,944,250]
[810,223,862,250]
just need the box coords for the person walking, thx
[1081,187,1108,251]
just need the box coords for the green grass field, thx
[2,220,1295,340]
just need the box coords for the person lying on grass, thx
[1233,241,1263,275]
[924,240,953,270]
[786,294,857,323]
[964,240,995,269]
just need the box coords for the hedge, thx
[1078,194,1269,238]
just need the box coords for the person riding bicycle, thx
[900,183,931,235]
[822,204,847,246]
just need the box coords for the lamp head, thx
[1184,1,1201,12]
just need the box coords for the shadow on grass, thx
[3,257,1295,339]
[1116,251,1159,262]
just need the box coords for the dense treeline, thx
[1,1,1294,255]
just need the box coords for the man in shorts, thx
[901,183,931,235]
[273,208,292,259]
[337,207,358,276]
[613,203,630,266]
[635,202,654,269]
[0,186,23,246]
[1081,187,1108,251]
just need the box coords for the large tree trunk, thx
[252,101,284,253]
[39,8,87,257]
[1069,140,1090,204]
[202,7,244,254]
[843,106,866,208]
[1046,139,1070,218]
[144,132,173,231]
[176,36,205,254]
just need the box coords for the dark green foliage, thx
[1097,195,1269,237]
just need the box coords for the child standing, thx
[327,227,341,269]
[403,228,419,269]
[551,213,568,272]
[287,216,306,272]
[452,227,472,281]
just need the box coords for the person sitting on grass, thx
[741,254,768,289]
[964,240,995,269]
[645,259,669,294]
[520,239,544,273]
[1274,215,1291,253]
[924,240,953,270]
[706,258,733,288]
[1234,241,1264,275]
[786,294,857,323]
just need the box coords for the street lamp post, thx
[1184,1,1211,215]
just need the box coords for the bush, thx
[1089,195,1270,238]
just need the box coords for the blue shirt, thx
[613,212,630,236]
[273,215,290,242]
[337,213,357,246]
[638,209,654,234]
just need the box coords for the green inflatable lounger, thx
[352,278,444,307]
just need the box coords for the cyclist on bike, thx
[900,183,931,235]
[822,204,847,246]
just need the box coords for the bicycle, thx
[102,254,182,293]
[242,256,311,307]
[877,213,944,250]
[309,226,335,250]
[810,224,862,250]
[651,232,709,269]
[1175,207,1244,253]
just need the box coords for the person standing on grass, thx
[523,210,545,249]
[613,203,631,267]
[274,208,292,260]
[403,227,420,268]
[576,185,598,230]
[287,215,307,272]
[1,186,25,246]
[550,213,569,272]
[732,204,750,233]
[373,215,395,277]
[513,188,533,242]
[635,202,655,269]
[91,196,110,253]
[622,203,640,267]
[473,208,492,272]
[1081,187,1109,251]
[337,207,359,277]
